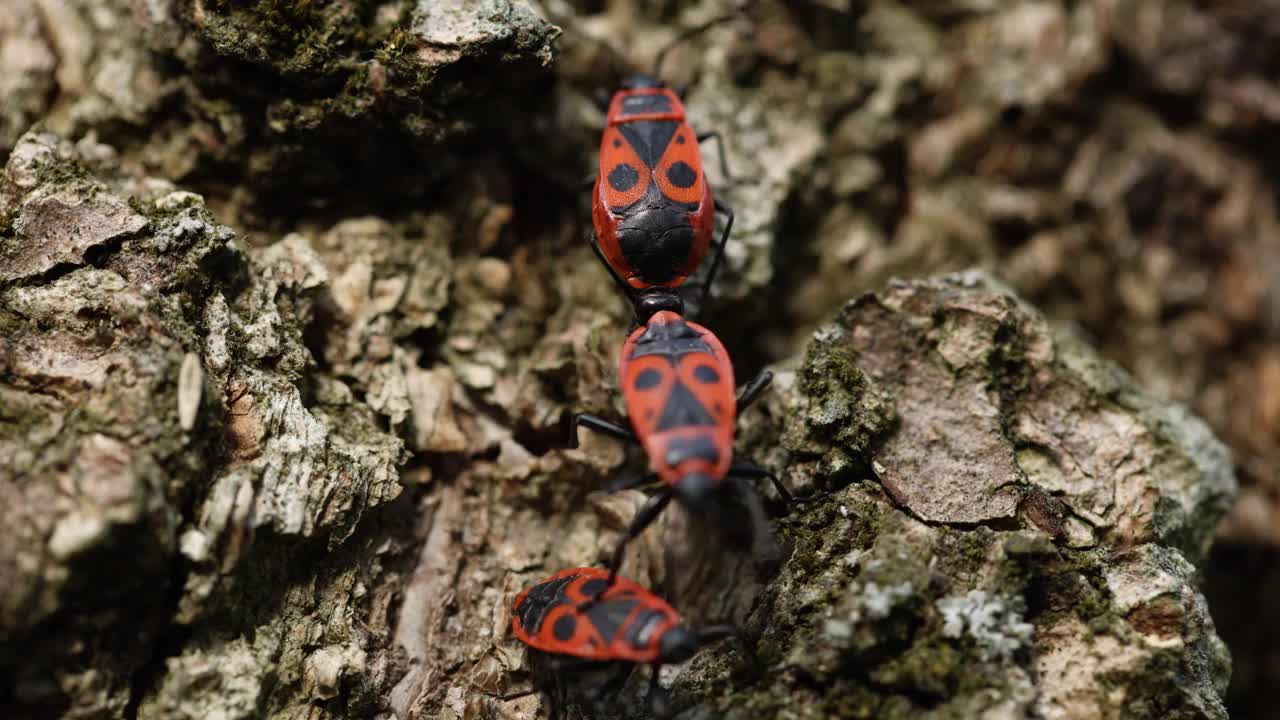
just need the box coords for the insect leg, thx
[581,173,597,190]
[545,658,609,674]
[653,11,744,80]
[581,489,675,609]
[695,201,734,315]
[696,624,757,665]
[568,413,638,449]
[732,476,782,564]
[696,131,735,184]
[735,369,773,411]
[551,674,565,720]
[605,472,659,493]
[588,231,638,304]
[482,688,539,702]
[728,461,795,504]
[594,663,634,701]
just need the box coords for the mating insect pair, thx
[573,13,799,598]
[494,10,795,716]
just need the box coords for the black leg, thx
[659,542,679,605]
[696,201,733,315]
[551,673,565,720]
[653,12,741,79]
[605,472,658,493]
[736,369,773,411]
[588,231,638,305]
[483,687,539,702]
[729,461,797,504]
[696,131,735,183]
[733,478,777,558]
[569,413,638,449]
[592,86,612,112]
[593,664,634,702]
[580,489,674,610]
[544,657,609,674]
[581,173,597,190]
[696,624,757,665]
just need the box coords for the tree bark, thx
[0,1,1262,719]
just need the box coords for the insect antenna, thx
[696,623,758,665]
[651,1,756,81]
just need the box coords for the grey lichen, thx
[937,590,1034,662]
[658,274,1234,720]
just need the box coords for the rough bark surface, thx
[0,0,1263,719]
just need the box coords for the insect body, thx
[570,311,796,591]
[512,567,699,663]
[490,567,741,719]
[619,309,737,498]
[590,76,735,321]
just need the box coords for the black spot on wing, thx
[693,364,720,384]
[634,368,663,390]
[609,163,640,192]
[553,614,578,641]
[657,381,716,430]
[618,121,678,169]
[667,161,698,189]
[580,578,609,597]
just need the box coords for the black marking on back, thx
[553,614,578,642]
[618,121,678,169]
[580,578,609,597]
[615,198,696,281]
[693,364,720,384]
[624,609,667,649]
[634,368,663,390]
[517,574,578,634]
[657,380,716,431]
[620,93,673,117]
[663,434,721,466]
[632,319,713,359]
[667,161,698,189]
[609,163,640,192]
[586,599,639,644]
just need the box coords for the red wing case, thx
[619,311,736,486]
[592,88,714,289]
[510,567,682,663]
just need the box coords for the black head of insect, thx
[621,74,665,90]
[635,288,685,325]
[658,623,746,665]
[657,624,700,664]
[673,472,718,513]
